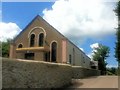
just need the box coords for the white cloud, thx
[88,43,99,59]
[43,0,117,44]
[0,22,21,42]
[87,53,92,59]
[90,43,99,49]
[106,64,118,68]
[0,10,1,21]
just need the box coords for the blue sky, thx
[1,1,118,67]
[2,2,53,28]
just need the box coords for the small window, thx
[69,54,72,64]
[39,33,44,46]
[83,57,85,63]
[18,44,23,48]
[25,53,34,60]
[30,34,35,47]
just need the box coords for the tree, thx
[115,1,120,63]
[1,39,11,58]
[92,44,110,75]
[106,67,117,75]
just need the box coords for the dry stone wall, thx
[2,58,100,88]
[72,66,100,79]
[2,58,72,88]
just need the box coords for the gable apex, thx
[13,15,41,42]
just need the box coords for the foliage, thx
[92,44,110,75]
[1,39,11,58]
[115,1,120,20]
[118,67,120,76]
[106,71,114,75]
[106,67,118,75]
[115,1,120,63]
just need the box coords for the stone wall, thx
[2,58,72,88]
[72,66,100,79]
[2,58,100,88]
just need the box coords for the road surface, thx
[68,76,119,88]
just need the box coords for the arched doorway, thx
[51,42,57,62]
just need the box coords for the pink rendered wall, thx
[62,39,67,63]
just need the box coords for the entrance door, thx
[51,42,57,62]
[25,53,34,60]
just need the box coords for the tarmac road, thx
[68,76,119,88]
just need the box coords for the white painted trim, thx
[28,27,46,38]
[50,40,58,62]
[28,27,46,47]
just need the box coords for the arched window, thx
[18,44,23,48]
[51,42,57,62]
[30,34,35,47]
[39,33,44,46]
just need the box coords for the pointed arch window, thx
[18,44,23,48]
[30,34,35,47]
[39,33,44,46]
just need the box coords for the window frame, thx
[29,34,35,47]
[38,33,44,47]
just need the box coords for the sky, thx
[1,0,118,68]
